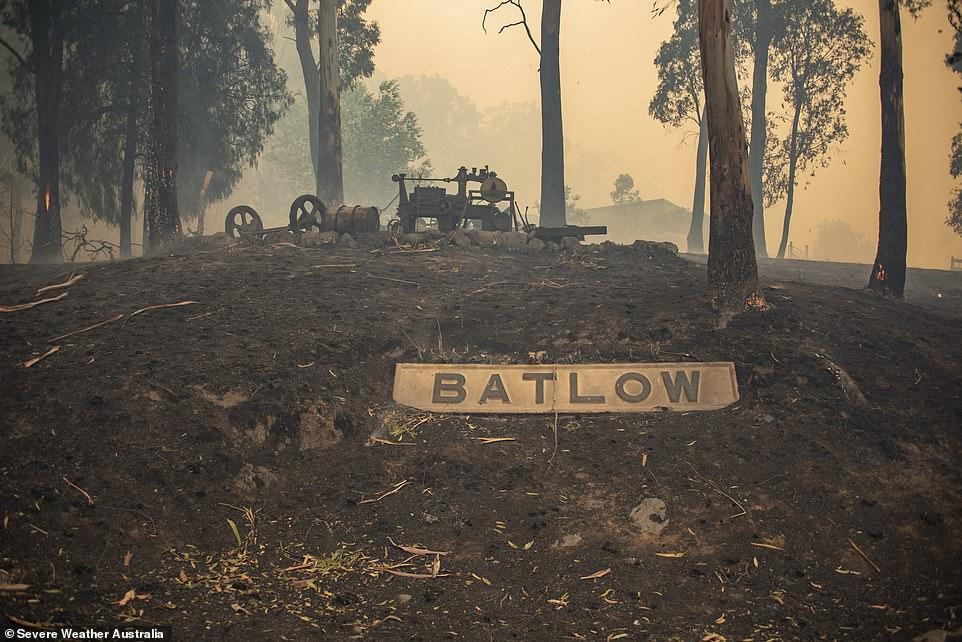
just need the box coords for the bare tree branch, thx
[482,0,541,57]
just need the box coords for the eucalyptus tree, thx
[768,0,871,259]
[869,0,931,297]
[698,0,765,318]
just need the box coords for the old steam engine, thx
[390,166,523,234]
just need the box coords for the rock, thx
[554,533,582,548]
[339,232,356,248]
[543,241,560,252]
[298,402,343,450]
[357,232,381,246]
[477,230,500,247]
[629,498,669,536]
[421,228,443,241]
[560,236,582,252]
[527,238,546,252]
[631,239,679,255]
[318,231,338,247]
[231,464,277,499]
[500,231,528,249]
[301,231,321,248]
[464,228,482,244]
[400,233,424,247]
[448,229,473,248]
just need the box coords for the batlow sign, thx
[392,362,739,414]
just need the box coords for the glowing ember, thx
[44,187,51,211]
[874,264,887,282]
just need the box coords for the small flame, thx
[874,264,887,282]
[44,187,51,211]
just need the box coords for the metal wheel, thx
[289,194,324,232]
[225,205,263,238]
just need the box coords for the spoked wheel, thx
[225,205,263,238]
[289,194,325,232]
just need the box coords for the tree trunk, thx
[290,0,320,192]
[749,0,772,258]
[317,0,343,205]
[119,43,143,258]
[869,0,907,297]
[687,106,709,254]
[698,0,765,317]
[539,0,566,227]
[28,0,63,264]
[776,99,802,259]
[144,0,179,254]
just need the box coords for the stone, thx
[527,238,546,252]
[560,236,582,252]
[318,231,338,247]
[500,231,528,249]
[301,231,321,248]
[449,229,473,248]
[556,533,583,548]
[631,239,679,255]
[543,241,560,252]
[231,464,277,499]
[477,230,500,246]
[298,402,343,450]
[339,233,356,248]
[421,228,443,241]
[629,498,669,536]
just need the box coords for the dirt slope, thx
[1,240,960,640]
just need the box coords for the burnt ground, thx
[1,239,961,641]
[684,253,962,321]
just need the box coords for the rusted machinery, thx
[225,194,379,239]
[390,166,520,234]
[531,225,608,244]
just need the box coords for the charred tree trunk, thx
[776,100,802,259]
[688,107,709,254]
[28,0,63,264]
[749,0,772,258]
[698,0,765,317]
[869,0,907,297]
[144,0,179,254]
[539,0,566,227]
[289,0,320,191]
[317,0,343,205]
[119,43,143,258]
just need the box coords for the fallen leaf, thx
[0,584,30,591]
[654,552,686,558]
[123,551,133,567]
[580,568,611,580]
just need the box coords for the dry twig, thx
[0,292,68,313]
[50,313,124,343]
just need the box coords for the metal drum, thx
[320,205,380,234]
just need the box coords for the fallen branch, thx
[815,352,868,406]
[127,300,198,320]
[63,476,95,506]
[1,292,68,313]
[23,346,60,368]
[474,437,517,444]
[50,313,124,343]
[312,263,357,269]
[849,538,881,574]
[685,460,747,519]
[37,272,85,295]
[367,274,418,286]
[358,480,411,504]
